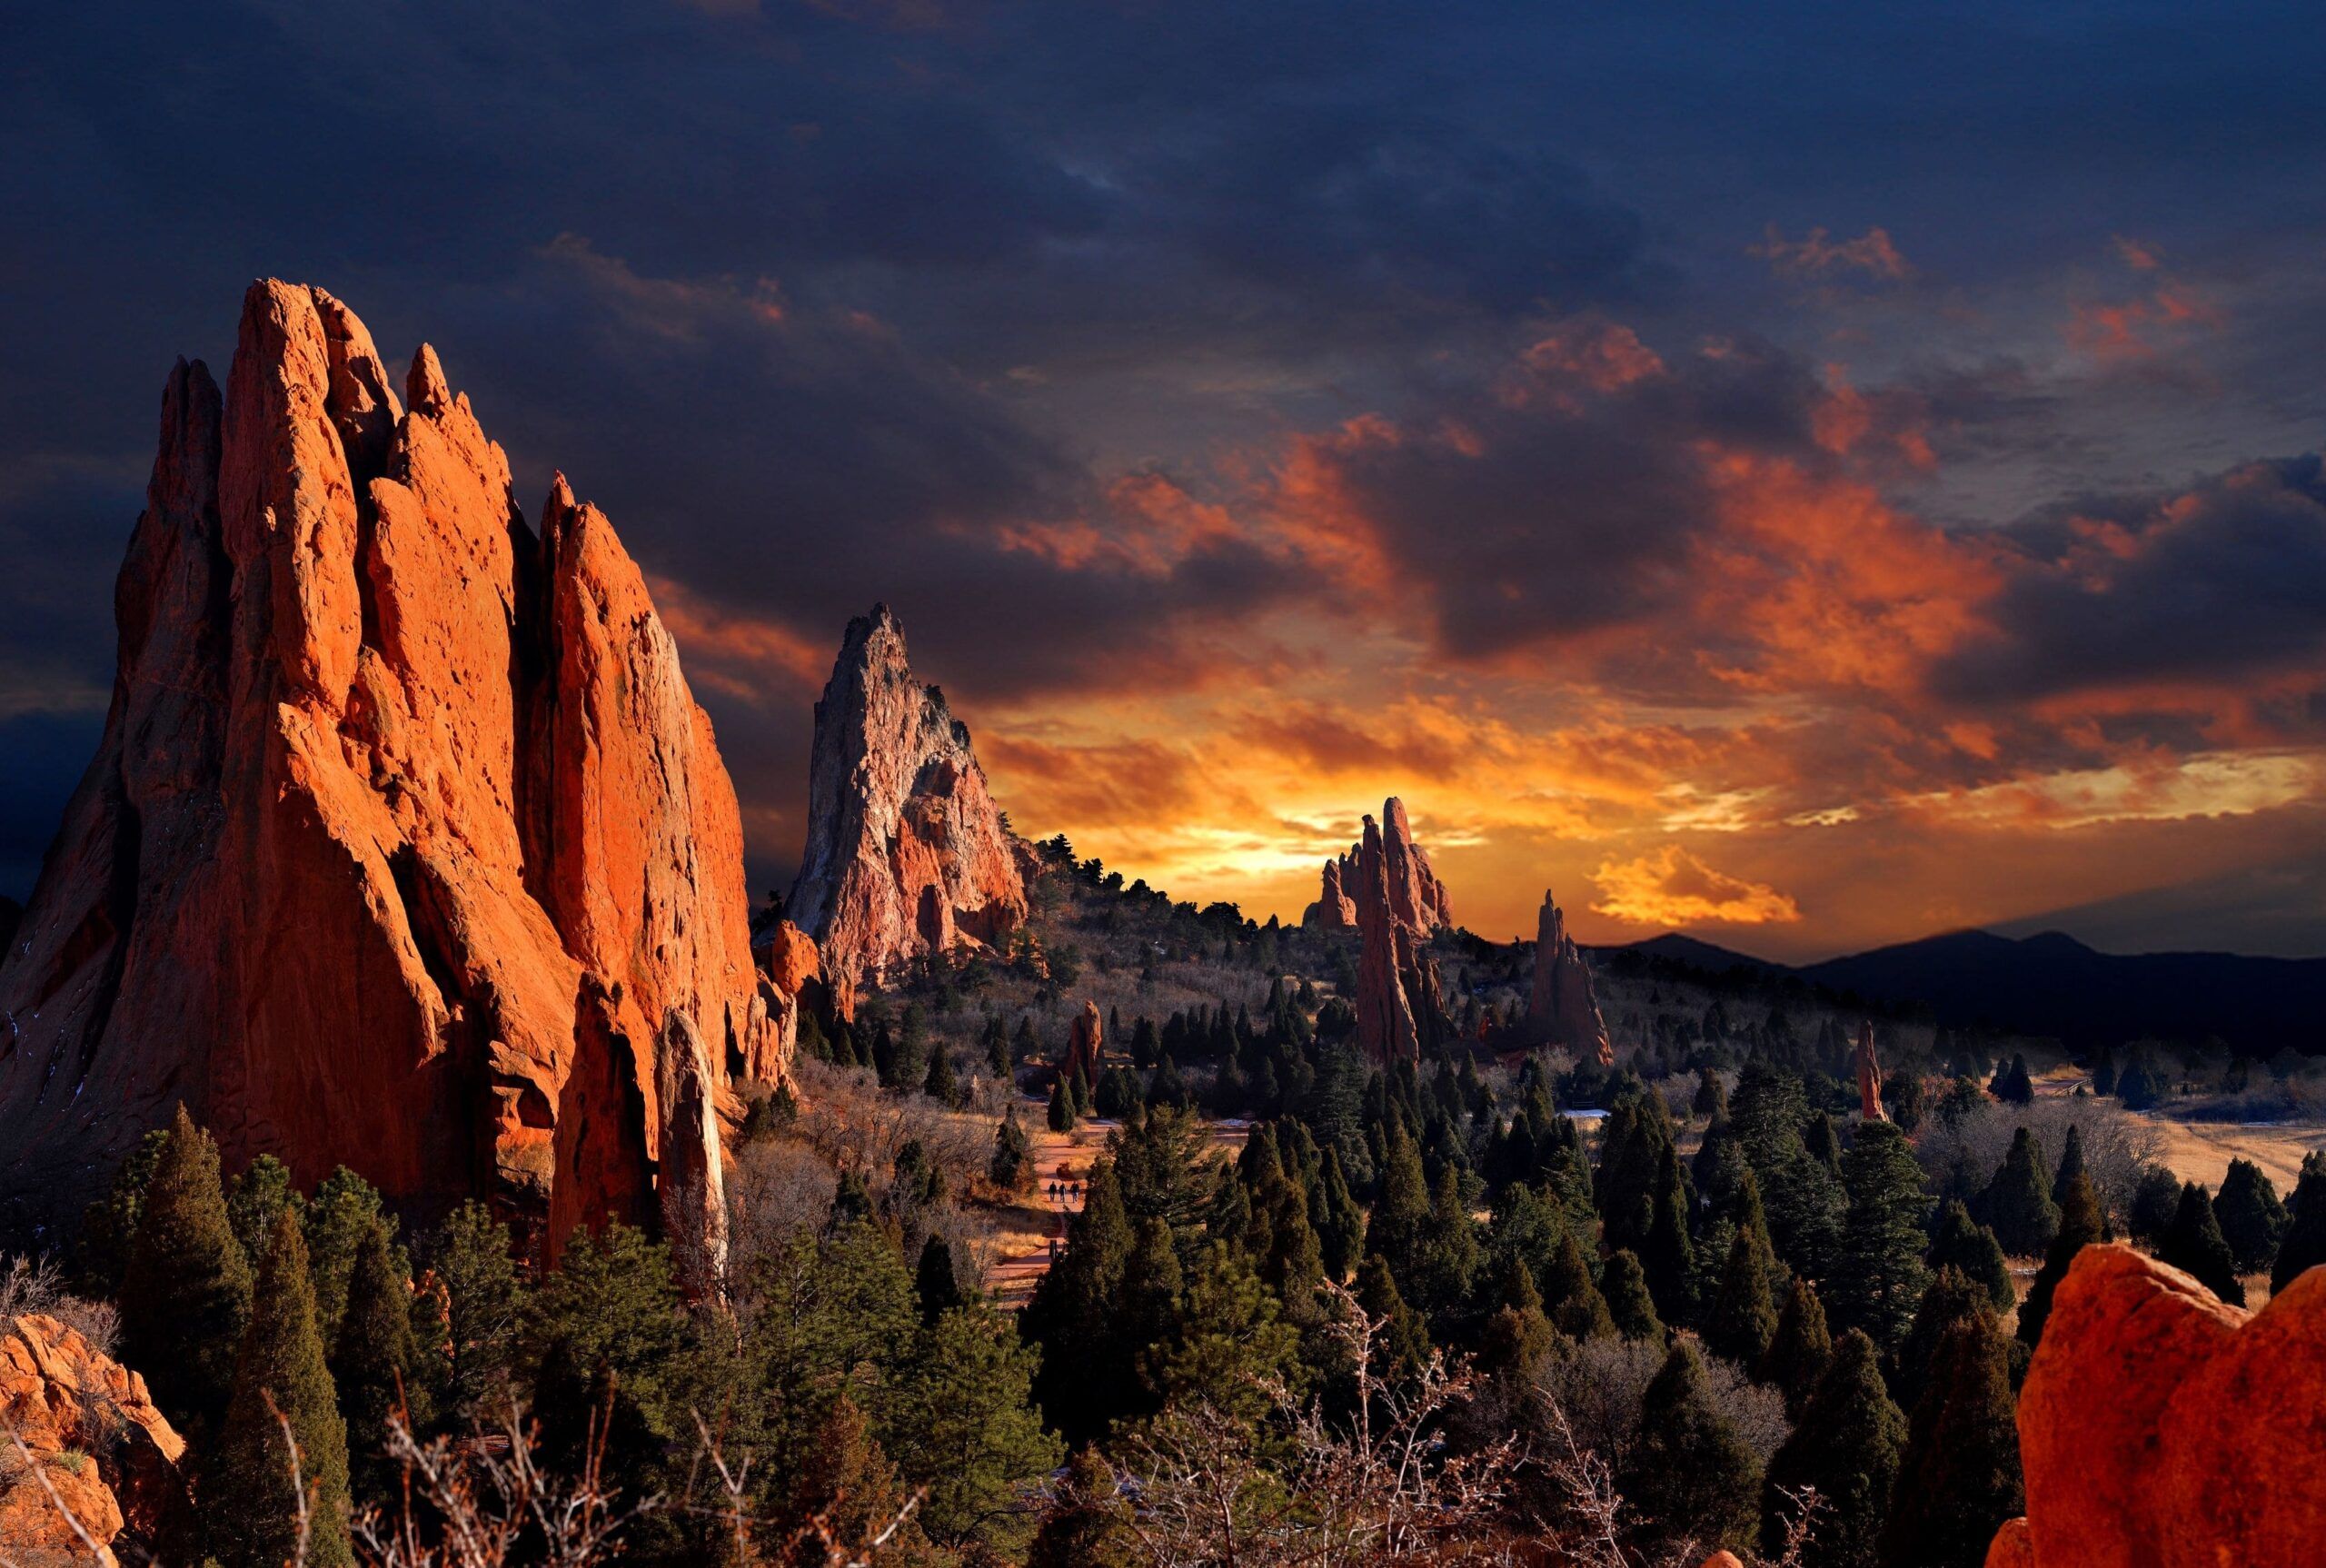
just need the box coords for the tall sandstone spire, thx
[787,606,1028,1017]
[0,283,798,1289]
[1528,889,1613,1067]
[1347,799,1449,1064]
[1304,796,1451,933]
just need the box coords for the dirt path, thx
[982,1102,1251,1308]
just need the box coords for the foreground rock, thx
[1993,1243,2326,1565]
[1304,798,1450,934]
[0,1315,185,1561]
[0,283,789,1285]
[787,606,1027,1017]
[1527,890,1612,1067]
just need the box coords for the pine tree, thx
[2049,1125,2088,1208]
[1829,1120,1930,1354]
[2272,1151,2326,1295]
[1541,1227,1616,1341]
[923,1044,960,1107]
[1314,1147,1366,1281]
[1929,1199,2015,1312]
[226,1154,303,1271]
[2128,1163,2181,1242]
[2212,1158,2289,1277]
[1642,1140,1697,1325]
[1695,1067,1729,1118]
[333,1216,428,1500]
[74,1126,173,1298]
[430,1203,524,1428]
[523,1224,694,1483]
[1889,1266,1987,1416]
[208,1209,353,1568]
[1413,1162,1481,1320]
[1602,1249,1664,1342]
[1355,1254,1434,1381]
[2159,1181,2245,1305]
[1022,1161,1134,1446]
[1048,1075,1077,1133]
[916,1235,965,1322]
[784,1394,931,1567]
[991,1104,1036,1191]
[121,1107,253,1443]
[1027,1447,1133,1568]
[1149,1244,1301,1427]
[1761,1328,1905,1568]
[304,1166,393,1351]
[2017,1168,2104,1352]
[1979,1127,2061,1258]
[2090,1048,2117,1097]
[1623,1340,1762,1552]
[1760,1275,1833,1419]
[1705,1176,1783,1367]
[1880,1312,2022,1568]
[1364,1124,1433,1292]
[891,1305,1063,1552]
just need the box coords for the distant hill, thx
[1597,926,2326,1054]
[1801,929,2325,1053]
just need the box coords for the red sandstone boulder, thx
[1996,1243,2326,1566]
[1526,889,1612,1067]
[0,283,780,1269]
[0,1315,185,1559]
[1062,1000,1103,1087]
[787,606,1027,1017]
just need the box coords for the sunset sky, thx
[5,2,2324,958]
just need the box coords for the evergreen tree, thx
[121,1107,253,1443]
[2089,1047,2117,1097]
[923,1044,959,1107]
[524,1225,696,1484]
[1642,1140,1698,1325]
[226,1154,303,1271]
[1602,1249,1664,1342]
[2114,1056,2162,1111]
[2049,1125,2088,1208]
[304,1166,393,1351]
[985,1017,1011,1080]
[1829,1121,1931,1354]
[1804,1110,1844,1173]
[1760,1275,1833,1419]
[1880,1313,2023,1568]
[1705,1176,1783,1367]
[1048,1075,1077,1133]
[1731,1060,1844,1280]
[1027,1448,1133,1568]
[333,1217,428,1500]
[74,1126,172,1298]
[1355,1254,1434,1382]
[1541,1227,1616,1341]
[2212,1158,2289,1277]
[783,1394,931,1568]
[1149,1244,1302,1428]
[1991,1054,2033,1105]
[2158,1181,2245,1305]
[1364,1124,1433,1292]
[1313,1147,1366,1281]
[1475,1260,1557,1394]
[432,1201,523,1425]
[890,1307,1063,1552]
[915,1235,965,1323]
[1623,1340,1762,1553]
[1022,1162,1134,1446]
[1762,1329,1905,1568]
[1929,1200,2014,1312]
[1694,1067,1729,1119]
[2018,1169,2104,1352]
[1889,1267,1987,1416]
[991,1105,1036,1191]
[2272,1151,2326,1295]
[208,1210,353,1568]
[1413,1163,1481,1320]
[1979,1128,2060,1258]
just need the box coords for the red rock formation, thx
[0,1314,186,1555]
[1527,890,1613,1067]
[1304,798,1451,934]
[1061,999,1103,1087]
[1353,813,1445,1064]
[787,606,1027,1017]
[751,919,821,1085]
[1854,1021,1888,1122]
[1991,1243,2326,1566]
[0,283,783,1284]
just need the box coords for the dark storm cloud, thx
[1939,456,2326,705]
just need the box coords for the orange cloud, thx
[1590,845,1803,927]
[1754,223,1913,282]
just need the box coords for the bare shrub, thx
[0,1255,122,1355]
[1914,1093,2160,1224]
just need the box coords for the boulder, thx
[1061,1000,1103,1087]
[0,283,779,1272]
[0,1314,186,1560]
[1994,1243,2326,1565]
[1527,890,1613,1067]
[786,606,1027,1017]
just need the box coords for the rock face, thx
[1061,1000,1102,1087]
[1527,890,1613,1067]
[0,1314,186,1558]
[0,283,789,1288]
[1304,799,1449,933]
[1854,1021,1887,1121]
[1348,803,1448,1065]
[1992,1243,2326,1566]
[787,606,1027,1017]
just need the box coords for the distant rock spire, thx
[1855,1020,1887,1121]
[1528,889,1613,1067]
